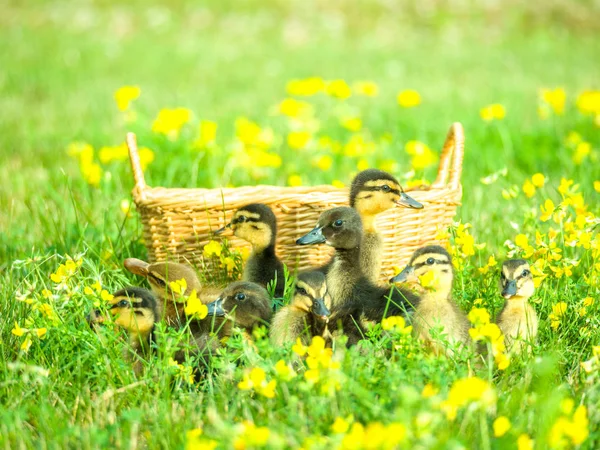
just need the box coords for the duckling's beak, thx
[206,298,226,317]
[312,298,330,322]
[390,265,418,284]
[214,223,232,235]
[296,226,326,245]
[124,258,150,276]
[502,280,518,299]
[395,192,423,209]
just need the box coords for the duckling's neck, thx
[327,246,362,307]
[418,288,452,307]
[360,215,377,233]
[252,241,276,255]
[129,329,153,354]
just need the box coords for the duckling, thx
[297,207,419,344]
[124,258,221,325]
[215,204,285,297]
[205,281,273,339]
[270,271,331,346]
[87,287,158,374]
[496,259,538,354]
[350,169,423,283]
[390,245,470,355]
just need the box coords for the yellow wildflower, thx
[531,172,545,188]
[234,421,270,449]
[274,360,295,381]
[35,328,47,338]
[325,80,352,99]
[558,178,574,195]
[594,181,600,192]
[100,290,113,302]
[238,368,277,399]
[331,416,351,434]
[21,335,33,352]
[314,155,333,171]
[548,302,568,330]
[397,89,421,107]
[152,108,192,138]
[114,85,141,111]
[356,159,369,171]
[405,140,437,170]
[576,90,600,115]
[288,174,303,187]
[195,120,217,148]
[468,307,491,327]
[286,77,325,96]
[203,240,222,258]
[292,338,307,356]
[353,81,379,97]
[540,88,566,115]
[573,141,591,165]
[522,179,536,198]
[278,98,313,118]
[340,116,362,132]
[421,383,439,398]
[186,428,217,450]
[517,434,534,450]
[540,199,555,222]
[12,322,27,337]
[138,147,155,171]
[287,130,311,149]
[480,104,506,121]
[332,179,345,188]
[169,278,188,296]
[493,416,511,437]
[381,316,412,334]
[42,289,53,299]
[184,291,208,320]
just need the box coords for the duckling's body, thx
[88,287,159,374]
[349,169,423,284]
[297,207,419,345]
[391,245,470,355]
[216,204,285,297]
[270,271,331,346]
[497,260,538,354]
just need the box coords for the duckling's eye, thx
[118,300,129,307]
[237,215,247,223]
[426,258,435,265]
[333,219,343,228]
[296,287,308,296]
[235,293,246,301]
[381,184,391,192]
[521,270,530,277]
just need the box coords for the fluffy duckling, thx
[124,258,220,325]
[215,204,285,297]
[87,287,158,373]
[350,169,423,283]
[297,207,419,344]
[205,281,273,339]
[270,271,331,346]
[391,245,470,355]
[497,259,538,354]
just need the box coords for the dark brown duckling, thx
[270,271,331,346]
[297,207,419,345]
[350,169,422,284]
[215,204,285,297]
[391,245,470,355]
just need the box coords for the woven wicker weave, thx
[126,122,464,282]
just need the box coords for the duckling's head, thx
[296,207,362,249]
[349,169,423,218]
[293,271,330,323]
[215,203,277,250]
[206,281,273,329]
[124,258,201,299]
[500,259,534,299]
[87,287,158,338]
[391,245,453,295]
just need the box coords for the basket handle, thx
[126,132,147,194]
[432,122,464,190]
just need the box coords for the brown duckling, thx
[124,258,220,325]
[270,271,331,347]
[497,259,538,354]
[205,281,273,340]
[350,169,423,283]
[215,204,285,297]
[391,245,470,355]
[297,207,419,345]
[87,287,158,374]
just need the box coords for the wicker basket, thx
[126,122,464,282]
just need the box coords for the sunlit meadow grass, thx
[1,1,600,449]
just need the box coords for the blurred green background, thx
[1,0,599,264]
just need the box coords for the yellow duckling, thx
[497,259,538,354]
[391,245,470,355]
[350,169,422,283]
[270,271,331,346]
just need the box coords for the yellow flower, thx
[356,159,369,171]
[421,383,439,398]
[576,90,600,115]
[195,120,217,148]
[314,155,333,171]
[169,278,188,296]
[573,141,591,165]
[594,181,600,192]
[558,178,574,195]
[517,434,534,450]
[397,89,421,108]
[186,428,217,450]
[540,88,566,115]
[185,291,208,320]
[522,179,536,198]
[11,322,27,337]
[531,173,545,188]
[238,368,276,398]
[331,416,351,434]
[340,117,362,132]
[42,289,53,299]
[467,307,491,326]
[332,179,345,188]
[203,240,222,258]
[100,290,113,302]
[480,104,506,121]
[274,360,295,381]
[21,335,33,352]
[381,316,412,334]
[287,131,312,149]
[353,81,379,97]
[292,337,307,356]
[286,77,325,96]
[234,422,270,449]
[304,368,320,383]
[540,199,555,222]
[405,140,438,170]
[81,162,103,187]
[114,85,141,111]
[151,108,192,138]
[493,416,511,437]
[35,328,47,338]
[138,147,155,171]
[325,80,352,99]
[278,98,313,118]
[288,174,303,187]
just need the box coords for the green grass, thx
[1,0,600,448]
